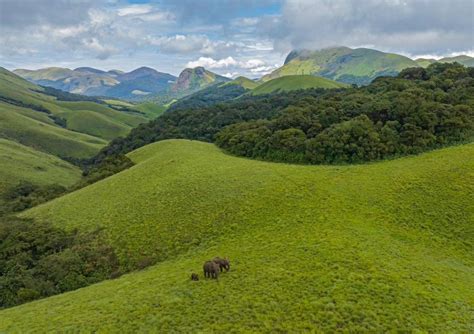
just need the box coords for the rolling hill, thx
[0,67,164,208]
[2,139,472,332]
[252,75,348,95]
[416,55,474,68]
[0,138,81,207]
[262,47,419,85]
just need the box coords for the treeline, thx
[0,217,120,308]
[91,88,335,163]
[167,83,248,112]
[38,86,105,104]
[217,63,474,164]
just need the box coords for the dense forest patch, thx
[217,63,474,164]
[0,217,119,308]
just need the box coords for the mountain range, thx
[14,47,473,102]
[13,66,230,102]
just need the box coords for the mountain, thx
[171,66,230,96]
[2,139,472,332]
[105,67,177,100]
[262,46,420,85]
[252,75,348,95]
[14,66,177,101]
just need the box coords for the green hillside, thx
[0,139,81,200]
[415,58,437,68]
[0,67,152,152]
[440,55,474,67]
[262,47,419,85]
[416,56,474,68]
[224,76,260,89]
[252,75,347,95]
[0,67,163,209]
[3,140,472,332]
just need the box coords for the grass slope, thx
[3,140,472,332]
[0,138,81,197]
[252,75,347,95]
[1,67,150,146]
[223,76,260,90]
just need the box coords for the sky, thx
[0,0,473,78]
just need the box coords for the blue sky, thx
[1,0,473,77]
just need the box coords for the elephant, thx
[213,257,230,272]
[203,261,220,279]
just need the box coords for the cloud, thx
[186,56,278,76]
[0,0,98,28]
[117,4,153,17]
[263,0,474,56]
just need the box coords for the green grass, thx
[252,75,347,95]
[134,102,168,119]
[223,76,260,90]
[0,102,106,158]
[3,140,472,332]
[0,138,81,203]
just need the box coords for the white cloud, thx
[117,5,152,17]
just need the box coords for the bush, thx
[0,217,120,308]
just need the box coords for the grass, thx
[252,75,347,95]
[0,102,106,158]
[3,140,472,332]
[0,138,81,197]
[223,76,260,90]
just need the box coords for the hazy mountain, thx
[14,66,176,101]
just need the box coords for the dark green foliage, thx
[0,217,119,308]
[77,154,134,189]
[216,63,474,164]
[91,88,334,164]
[36,86,105,103]
[1,182,67,215]
[167,83,247,111]
[48,114,67,128]
[0,95,50,114]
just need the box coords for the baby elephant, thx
[203,261,220,279]
[213,257,230,272]
[190,273,199,281]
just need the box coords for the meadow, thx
[252,75,347,95]
[1,140,471,332]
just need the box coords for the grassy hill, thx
[224,76,260,90]
[252,75,348,95]
[2,140,472,332]
[0,138,81,202]
[0,67,154,153]
[416,55,474,68]
[262,47,420,85]
[0,67,166,207]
